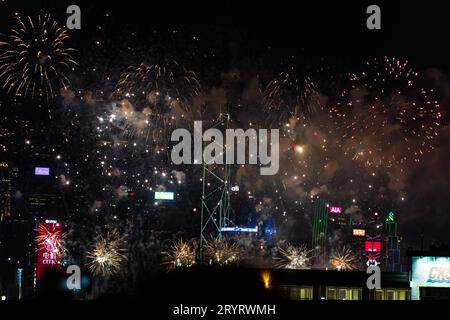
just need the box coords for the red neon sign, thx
[37,222,62,278]
[364,241,381,252]
[329,206,342,214]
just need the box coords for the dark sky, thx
[2,0,450,248]
[2,0,450,70]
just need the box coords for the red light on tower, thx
[37,221,62,278]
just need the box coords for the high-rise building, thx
[311,198,328,267]
[385,211,401,272]
[0,162,18,221]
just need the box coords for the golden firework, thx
[162,240,196,269]
[113,61,200,141]
[330,246,358,271]
[0,14,77,100]
[86,229,128,276]
[276,243,313,269]
[204,237,239,266]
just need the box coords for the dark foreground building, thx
[145,267,410,302]
[2,250,450,300]
[272,269,409,300]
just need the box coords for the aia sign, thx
[329,206,342,214]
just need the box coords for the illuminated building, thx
[385,211,402,272]
[37,220,62,278]
[275,269,410,300]
[408,249,450,300]
[311,199,328,267]
[0,162,16,221]
[14,164,65,220]
[350,228,367,270]
[328,205,349,226]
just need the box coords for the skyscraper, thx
[0,162,18,221]
[385,211,401,272]
[311,198,328,268]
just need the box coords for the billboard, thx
[329,206,342,214]
[37,221,62,278]
[154,191,175,200]
[411,256,450,300]
[353,229,366,236]
[35,167,50,176]
[364,241,381,252]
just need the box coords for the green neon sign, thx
[154,191,175,200]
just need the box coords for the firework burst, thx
[162,240,196,269]
[112,61,200,141]
[275,243,313,269]
[263,69,320,127]
[36,223,65,255]
[87,229,128,276]
[330,56,441,170]
[204,237,240,266]
[330,246,357,271]
[0,14,77,101]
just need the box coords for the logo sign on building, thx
[220,226,258,233]
[154,191,175,200]
[411,256,450,300]
[365,241,381,252]
[37,221,62,278]
[329,206,342,215]
[35,167,50,176]
[353,229,366,237]
[387,211,395,222]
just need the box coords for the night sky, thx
[1,0,450,256]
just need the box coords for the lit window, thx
[327,288,337,300]
[299,287,313,300]
[397,290,409,300]
[284,286,313,300]
[350,289,362,300]
[327,287,361,300]
[375,289,385,300]
[338,289,348,300]
[386,290,395,300]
